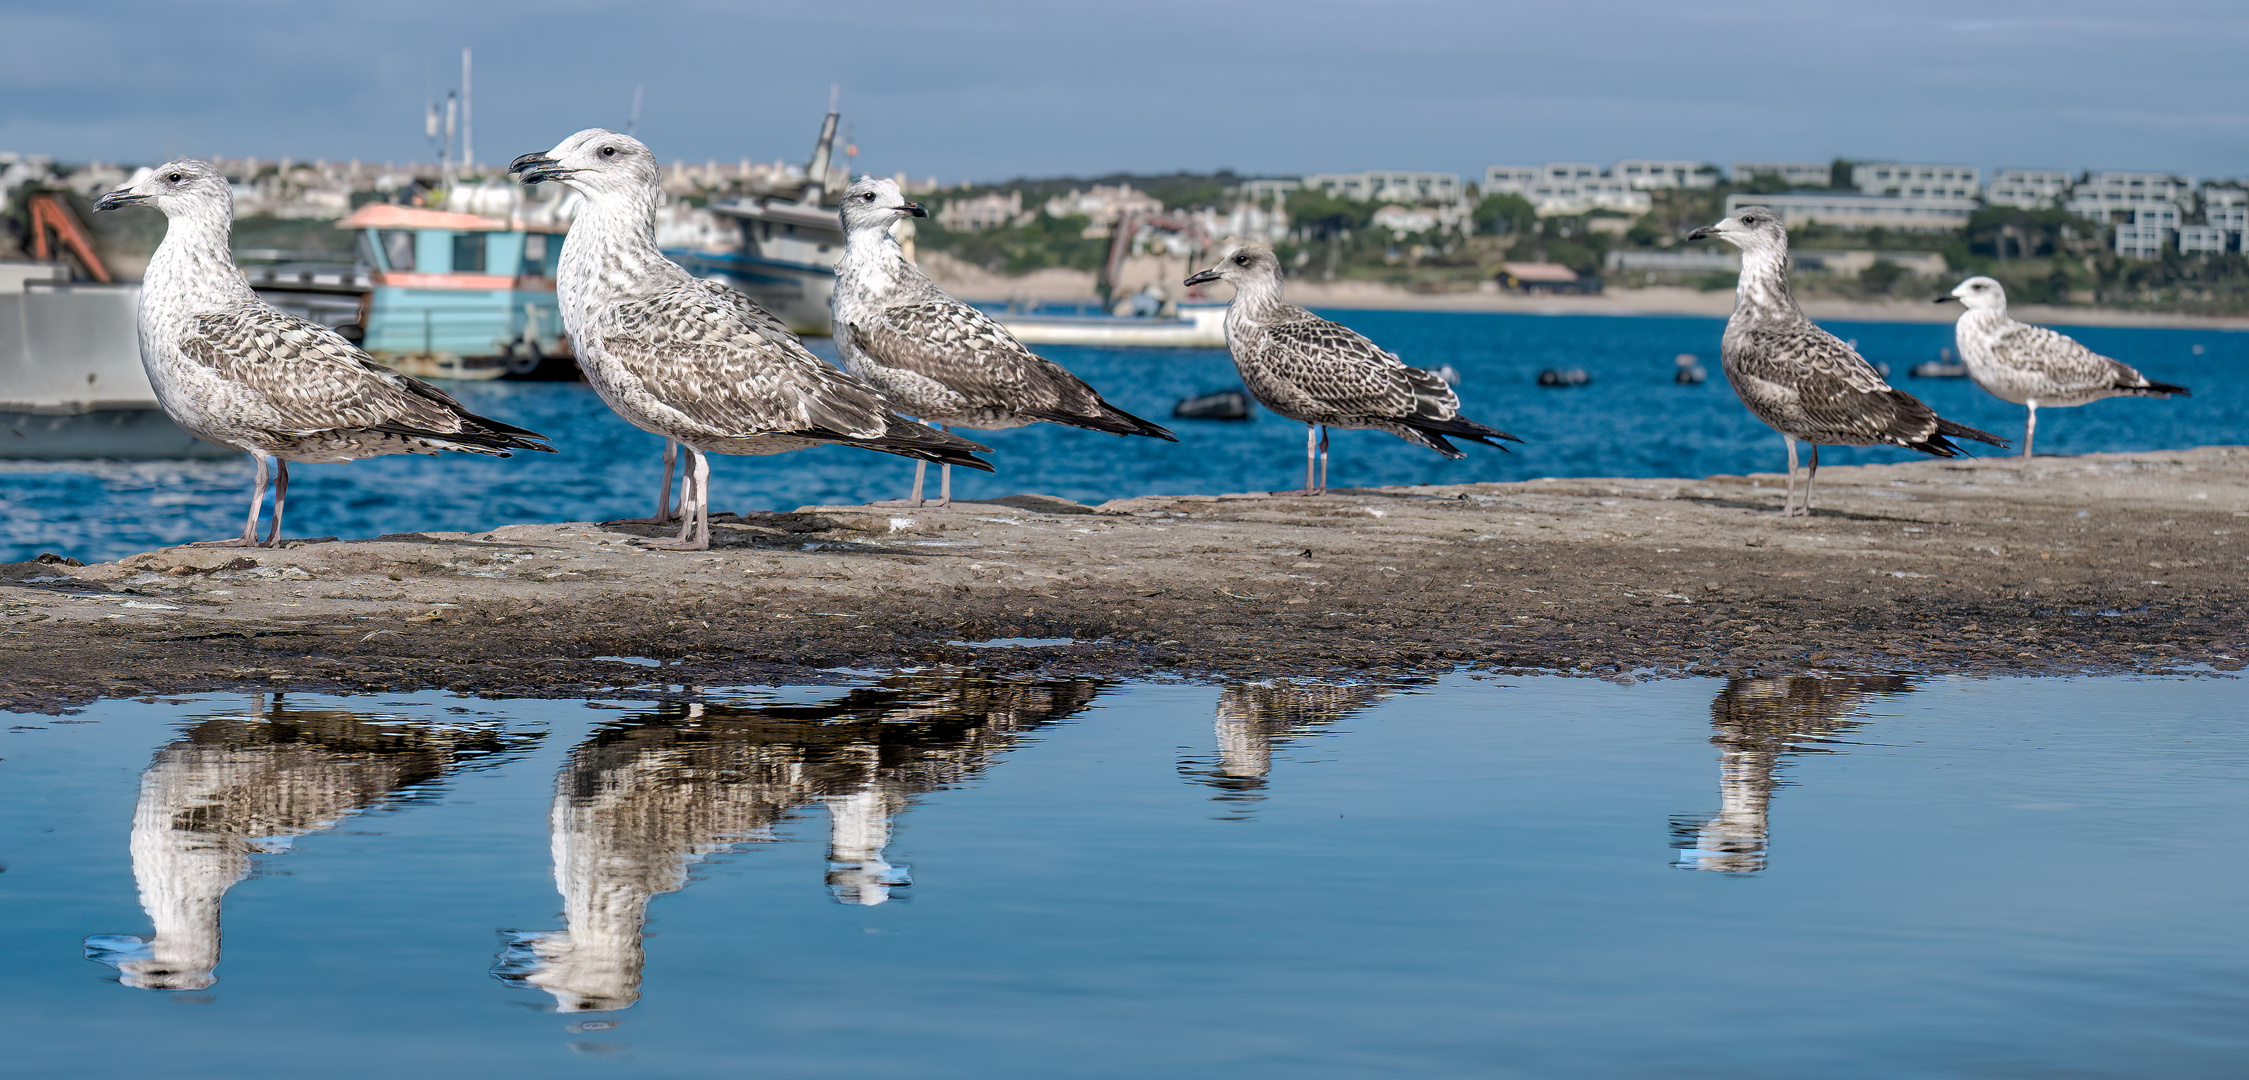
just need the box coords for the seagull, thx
[1937,275,2190,457]
[94,160,553,547]
[1688,207,2005,516]
[833,177,1175,508]
[1182,244,1520,494]
[509,131,993,550]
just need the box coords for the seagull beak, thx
[1685,225,1718,241]
[899,201,928,218]
[509,153,575,184]
[1933,294,1959,304]
[93,188,147,212]
[1183,268,1223,287]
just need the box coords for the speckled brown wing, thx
[1255,315,1436,423]
[852,299,1175,438]
[1728,322,2000,453]
[181,303,547,451]
[1989,322,2144,393]
[606,279,896,440]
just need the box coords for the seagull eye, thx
[165,173,183,183]
[862,192,876,202]
[1233,255,1248,265]
[599,146,616,158]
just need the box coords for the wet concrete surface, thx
[4,447,2244,712]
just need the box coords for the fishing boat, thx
[669,112,848,335]
[987,302,1228,348]
[0,261,230,459]
[335,203,571,380]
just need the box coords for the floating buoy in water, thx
[1537,368,1592,387]
[1173,389,1253,420]
[1673,353,1707,384]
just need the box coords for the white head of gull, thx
[509,131,992,549]
[831,175,1174,509]
[1688,206,2005,516]
[94,159,553,547]
[1936,275,2189,457]
[1182,243,1520,496]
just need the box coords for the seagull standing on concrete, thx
[833,177,1175,507]
[94,160,553,547]
[1688,207,2005,516]
[510,131,992,550]
[1938,275,2189,457]
[1182,244,1520,495]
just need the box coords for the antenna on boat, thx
[804,85,842,202]
[627,85,644,137]
[460,47,473,173]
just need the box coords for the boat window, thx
[453,233,487,274]
[523,234,558,277]
[378,230,415,272]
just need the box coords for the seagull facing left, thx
[95,159,554,547]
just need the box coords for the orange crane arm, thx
[29,192,114,283]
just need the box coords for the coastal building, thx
[2177,224,2229,254]
[1852,162,1980,200]
[1302,171,1462,204]
[1482,166,1540,194]
[1484,163,1650,216]
[1984,169,2072,209]
[1042,184,1163,237]
[2133,204,2182,231]
[2114,223,2169,258]
[1613,160,1719,190]
[1723,192,1977,231]
[1371,203,1441,235]
[1603,249,1740,274]
[938,190,1024,231]
[1238,178,1302,202]
[2066,171,2194,221]
[1731,161,1831,187]
[2205,201,2248,233]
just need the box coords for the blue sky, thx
[6,0,2247,184]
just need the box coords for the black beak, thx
[1183,269,1222,287]
[93,189,147,213]
[1686,225,1717,241]
[1933,295,1959,304]
[509,152,574,184]
[900,200,928,218]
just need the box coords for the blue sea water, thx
[3,672,2246,1079]
[4,310,2243,564]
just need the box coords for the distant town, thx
[5,146,2247,313]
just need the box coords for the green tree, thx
[1471,193,1535,236]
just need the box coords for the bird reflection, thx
[495,669,1101,1012]
[1185,682,1391,806]
[1670,676,1915,874]
[83,696,512,990]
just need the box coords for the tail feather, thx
[816,415,997,473]
[1907,416,2009,458]
[2129,378,2191,397]
[1027,400,1179,441]
[1404,413,1524,452]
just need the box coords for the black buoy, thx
[1173,389,1253,420]
[1537,368,1593,387]
[1673,353,1707,384]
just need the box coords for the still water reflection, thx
[1670,676,1916,875]
[6,670,2245,1079]
[81,697,526,990]
[494,670,1103,1011]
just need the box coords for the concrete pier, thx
[3,447,2244,710]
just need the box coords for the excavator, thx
[10,189,114,282]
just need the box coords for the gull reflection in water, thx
[1184,682,1392,809]
[494,669,1102,1012]
[1670,675,1916,875]
[83,696,515,990]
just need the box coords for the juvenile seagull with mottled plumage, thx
[509,131,992,550]
[93,160,553,547]
[1937,275,2188,457]
[1182,244,1520,495]
[1688,207,2006,516]
[833,177,1175,507]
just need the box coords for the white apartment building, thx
[2133,205,2182,230]
[2177,225,2229,254]
[2067,171,2194,220]
[1725,192,1978,230]
[1238,178,1301,202]
[2206,204,2249,232]
[1483,163,1651,215]
[1613,160,1719,190]
[2114,223,2169,258]
[1853,162,1980,199]
[1984,169,2072,209]
[1482,166,1540,193]
[1303,170,1461,204]
[939,190,1025,231]
[1732,161,1831,187]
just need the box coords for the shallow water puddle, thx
[2,672,2244,1079]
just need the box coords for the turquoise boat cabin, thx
[337,204,570,379]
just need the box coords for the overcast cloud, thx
[4,0,2245,183]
